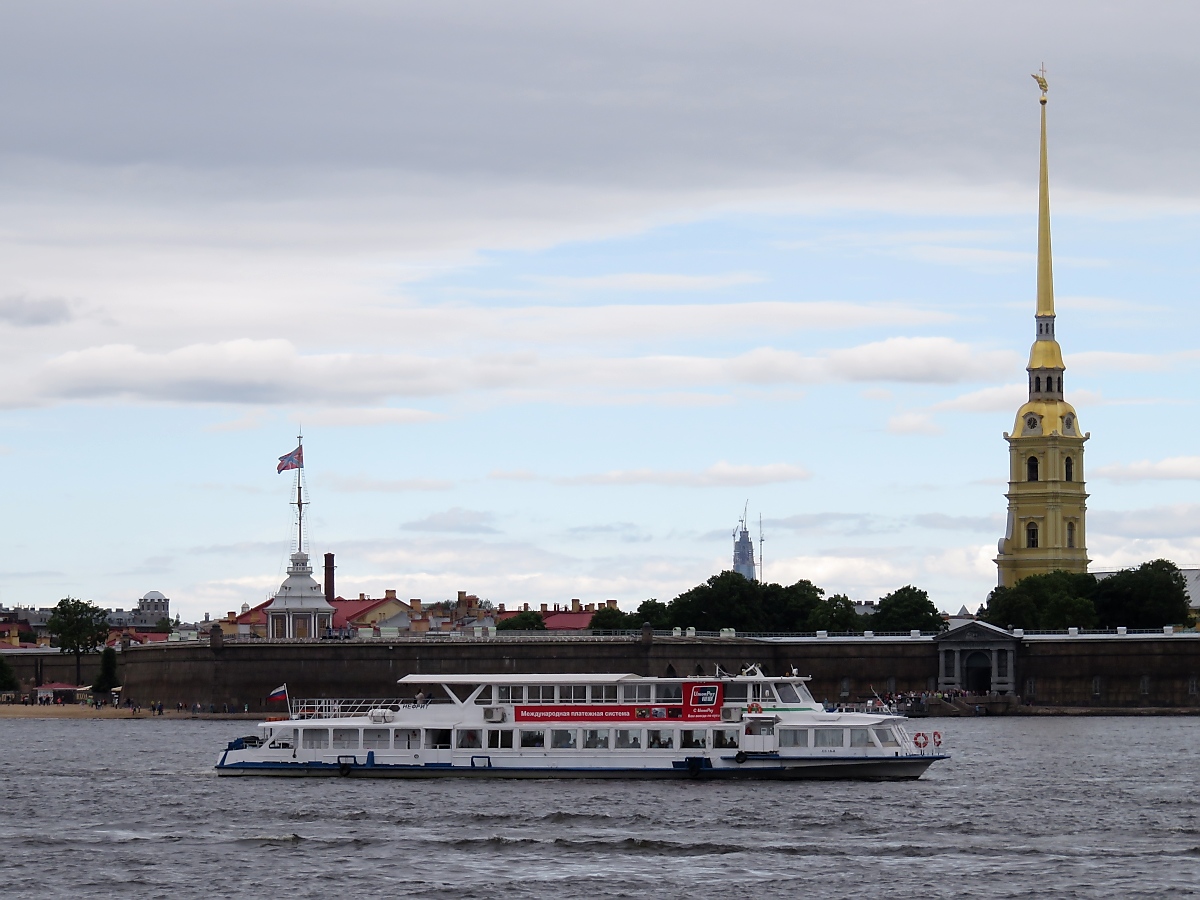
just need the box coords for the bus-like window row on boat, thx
[465,681,814,706]
[283,724,906,752]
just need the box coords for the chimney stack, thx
[324,552,336,604]
[385,589,397,601]
[571,598,581,613]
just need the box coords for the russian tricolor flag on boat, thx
[268,684,288,702]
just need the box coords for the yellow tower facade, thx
[995,77,1090,588]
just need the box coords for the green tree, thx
[981,570,1098,630]
[1092,559,1192,629]
[668,571,764,631]
[495,610,547,631]
[588,606,632,629]
[870,585,945,633]
[810,593,863,633]
[92,646,120,693]
[758,579,825,632]
[0,653,18,691]
[632,599,671,629]
[47,597,110,686]
[153,617,173,633]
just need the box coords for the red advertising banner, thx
[514,682,724,723]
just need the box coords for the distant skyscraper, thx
[733,507,757,582]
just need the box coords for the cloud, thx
[1068,351,1176,374]
[557,461,810,488]
[400,507,499,534]
[933,383,1025,413]
[14,334,1022,409]
[1093,456,1200,482]
[912,513,1001,532]
[291,407,444,428]
[1091,504,1200,539]
[531,272,764,291]
[763,513,897,536]
[0,295,73,327]
[326,475,455,493]
[887,412,942,435]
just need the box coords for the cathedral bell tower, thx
[995,73,1091,588]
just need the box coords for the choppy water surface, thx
[1,716,1198,898]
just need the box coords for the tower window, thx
[1026,523,1039,549]
[1034,376,1041,392]
[1056,377,1062,393]
[1065,457,1074,482]
[1027,457,1039,482]
[1067,522,1076,548]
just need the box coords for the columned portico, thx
[935,621,1019,696]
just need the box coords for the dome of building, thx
[142,590,167,601]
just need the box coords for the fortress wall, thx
[2,650,113,689]
[1017,638,1200,707]
[120,637,939,710]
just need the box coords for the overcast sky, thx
[2,2,1199,620]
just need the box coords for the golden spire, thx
[1034,67,1054,317]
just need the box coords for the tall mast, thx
[294,431,305,554]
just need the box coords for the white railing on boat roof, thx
[287,698,419,719]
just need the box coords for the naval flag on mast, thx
[268,684,288,702]
[277,446,303,473]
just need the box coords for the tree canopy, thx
[981,570,1098,630]
[47,597,110,685]
[495,610,546,631]
[980,561,1192,631]
[1092,559,1192,629]
[870,585,947,633]
[0,653,18,692]
[92,646,120,693]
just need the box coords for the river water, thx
[1,716,1197,898]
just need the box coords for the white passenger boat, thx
[215,667,948,780]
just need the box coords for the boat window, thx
[778,728,808,748]
[362,728,389,749]
[873,728,899,747]
[551,729,578,749]
[558,685,587,704]
[268,729,295,749]
[424,729,452,750]
[850,728,873,748]
[393,728,420,749]
[519,729,545,748]
[332,729,359,750]
[583,729,610,749]
[776,683,804,704]
[680,729,706,749]
[590,685,618,703]
[301,729,329,749]
[527,686,555,704]
[752,684,777,703]
[487,729,514,749]
[615,729,642,749]
[622,684,652,703]
[723,683,748,702]
[647,729,674,749]
[473,686,494,705]
[456,729,483,749]
[498,686,524,704]
[813,728,845,748]
[745,721,774,736]
[713,729,739,749]
[655,684,682,704]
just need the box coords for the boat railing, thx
[287,698,425,719]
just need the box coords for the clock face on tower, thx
[1064,415,1074,432]
[1026,415,1039,431]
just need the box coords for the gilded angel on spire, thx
[1031,67,1048,94]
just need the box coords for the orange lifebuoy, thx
[932,731,943,748]
[913,732,929,748]
[747,701,763,714]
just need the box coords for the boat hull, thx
[215,754,946,781]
